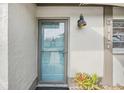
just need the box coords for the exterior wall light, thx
[77,14,87,29]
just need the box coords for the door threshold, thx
[37,83,68,87]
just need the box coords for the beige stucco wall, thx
[36,6,104,78]
[8,4,37,89]
[0,3,8,90]
[1,4,124,89]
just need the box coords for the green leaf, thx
[92,73,98,84]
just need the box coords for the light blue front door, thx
[39,19,68,83]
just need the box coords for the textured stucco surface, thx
[8,4,37,89]
[0,3,8,90]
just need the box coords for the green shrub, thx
[74,72,102,90]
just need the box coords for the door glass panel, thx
[40,21,65,81]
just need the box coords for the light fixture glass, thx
[77,14,87,29]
